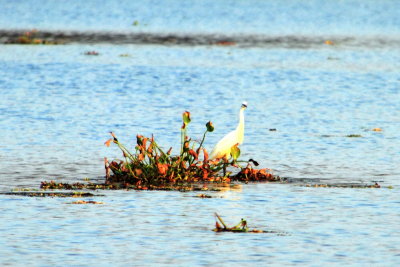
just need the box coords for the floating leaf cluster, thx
[103,111,279,189]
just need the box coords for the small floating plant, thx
[68,200,104,204]
[84,50,100,56]
[213,213,265,233]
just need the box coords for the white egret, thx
[210,102,247,159]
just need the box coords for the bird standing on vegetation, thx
[210,102,247,159]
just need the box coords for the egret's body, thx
[210,102,247,159]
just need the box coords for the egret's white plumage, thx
[210,102,247,159]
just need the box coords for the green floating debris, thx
[40,180,232,192]
[67,200,104,204]
[320,134,364,138]
[301,182,382,188]
[11,188,39,192]
[346,134,362,138]
[84,51,99,56]
[195,194,213,198]
[213,213,264,233]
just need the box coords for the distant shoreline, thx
[1,29,399,48]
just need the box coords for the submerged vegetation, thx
[103,111,280,189]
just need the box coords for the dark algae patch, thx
[68,200,104,204]
[84,50,100,56]
[346,134,363,138]
[39,180,230,192]
[301,182,381,188]
[2,191,100,198]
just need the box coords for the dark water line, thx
[1,29,399,48]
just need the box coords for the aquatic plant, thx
[68,200,104,204]
[346,134,362,138]
[103,111,279,188]
[301,182,381,188]
[11,29,59,45]
[213,213,264,233]
[84,51,100,56]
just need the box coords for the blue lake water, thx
[1,0,400,266]
[2,0,400,37]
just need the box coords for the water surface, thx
[0,44,398,187]
[0,0,399,266]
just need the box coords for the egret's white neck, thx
[236,107,245,144]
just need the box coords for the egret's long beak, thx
[241,103,247,108]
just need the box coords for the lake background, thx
[0,0,399,266]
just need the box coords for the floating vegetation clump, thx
[102,111,280,190]
[346,134,363,138]
[213,213,265,233]
[36,109,387,192]
[36,112,385,193]
[84,51,99,56]
[301,182,381,188]
[195,194,214,198]
[39,180,225,191]
[215,41,236,46]
[7,29,61,45]
[233,167,280,182]
[68,200,104,204]
[40,181,110,190]
[2,191,99,198]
